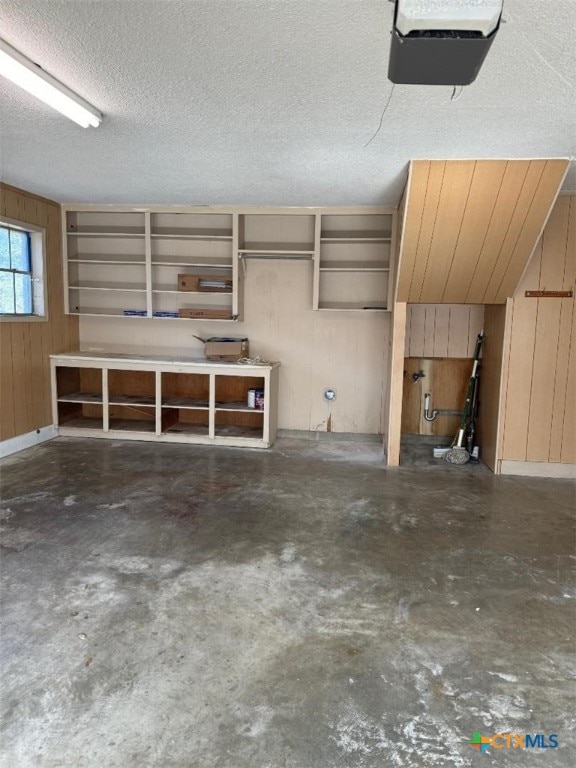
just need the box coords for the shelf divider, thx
[155,370,162,435]
[102,368,109,432]
[209,374,216,439]
[145,211,153,318]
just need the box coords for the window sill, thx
[0,314,48,323]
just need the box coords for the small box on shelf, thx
[178,273,233,293]
[178,274,200,291]
[179,307,234,320]
[203,337,249,361]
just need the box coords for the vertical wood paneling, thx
[396,162,429,302]
[477,304,507,472]
[500,195,575,465]
[489,160,569,302]
[0,184,79,441]
[561,301,576,463]
[405,304,484,358]
[525,301,562,460]
[467,306,485,357]
[465,162,533,303]
[407,304,426,357]
[563,196,576,289]
[422,305,436,355]
[481,161,548,302]
[0,325,15,438]
[446,306,472,358]
[442,161,507,302]
[501,300,538,460]
[395,159,569,304]
[548,298,573,462]
[558,197,576,463]
[407,163,446,301]
[431,305,450,357]
[418,160,476,302]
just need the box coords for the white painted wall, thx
[79,260,390,434]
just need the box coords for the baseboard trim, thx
[278,429,382,443]
[0,425,57,458]
[500,460,576,479]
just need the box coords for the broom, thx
[444,331,484,465]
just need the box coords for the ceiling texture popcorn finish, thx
[0,0,574,205]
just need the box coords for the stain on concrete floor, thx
[0,436,574,767]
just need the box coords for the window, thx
[0,220,46,319]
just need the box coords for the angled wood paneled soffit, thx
[395,159,570,304]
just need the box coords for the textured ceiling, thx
[0,0,574,206]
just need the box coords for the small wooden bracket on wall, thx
[525,290,573,298]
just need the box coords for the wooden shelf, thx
[67,227,145,238]
[215,402,264,413]
[153,286,233,295]
[152,315,236,322]
[109,419,156,432]
[320,231,391,243]
[318,302,389,312]
[58,392,102,404]
[152,258,232,268]
[69,308,148,318]
[319,261,390,272]
[163,397,209,410]
[108,394,155,407]
[151,228,232,240]
[59,416,104,430]
[240,242,315,255]
[164,422,209,436]
[214,424,264,439]
[69,282,147,292]
[69,254,145,265]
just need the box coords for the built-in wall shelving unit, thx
[314,213,394,312]
[238,214,316,258]
[62,206,396,320]
[51,352,279,449]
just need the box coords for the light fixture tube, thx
[0,38,102,128]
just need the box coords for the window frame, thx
[0,217,47,323]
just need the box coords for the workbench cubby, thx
[55,367,104,429]
[214,374,266,439]
[160,371,211,436]
[51,352,279,448]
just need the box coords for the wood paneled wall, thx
[0,184,79,441]
[500,194,575,466]
[405,304,484,358]
[477,303,507,472]
[396,159,569,304]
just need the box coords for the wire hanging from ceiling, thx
[364,83,396,148]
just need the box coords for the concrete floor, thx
[0,435,574,768]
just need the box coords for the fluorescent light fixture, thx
[0,38,102,128]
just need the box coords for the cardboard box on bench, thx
[204,337,249,361]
